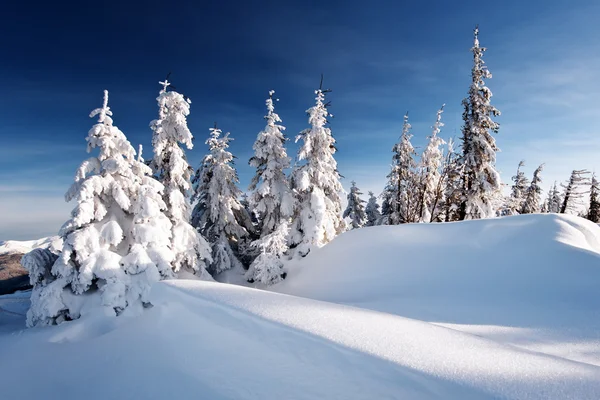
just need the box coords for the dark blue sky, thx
[2,0,600,240]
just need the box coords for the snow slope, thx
[0,236,58,255]
[1,214,600,399]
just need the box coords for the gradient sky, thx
[1,0,599,240]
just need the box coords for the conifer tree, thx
[458,26,501,220]
[248,90,293,237]
[343,181,367,229]
[382,113,418,224]
[418,105,446,222]
[521,164,544,214]
[545,182,562,213]
[442,139,463,222]
[191,125,252,275]
[26,91,174,327]
[587,173,600,223]
[365,191,382,227]
[508,161,529,214]
[150,79,211,277]
[560,170,590,214]
[245,91,293,283]
[289,84,345,257]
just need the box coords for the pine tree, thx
[365,191,382,227]
[150,79,211,278]
[245,221,289,285]
[442,139,463,222]
[343,181,367,229]
[458,26,501,220]
[289,85,345,257]
[508,161,530,214]
[382,113,418,224]
[521,164,544,214]
[587,173,600,223]
[25,91,174,327]
[560,169,590,214]
[248,90,294,237]
[418,105,446,222]
[191,125,252,275]
[545,182,562,213]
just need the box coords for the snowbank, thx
[1,214,600,399]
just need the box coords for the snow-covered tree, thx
[343,181,367,229]
[26,91,174,327]
[289,87,345,257]
[245,221,288,285]
[248,90,294,237]
[587,173,600,223]
[508,161,530,215]
[459,26,502,220]
[382,113,418,224]
[191,126,253,276]
[418,105,446,222]
[545,182,562,213]
[365,191,382,227]
[150,80,211,278]
[521,164,544,214]
[560,169,590,214]
[442,139,463,222]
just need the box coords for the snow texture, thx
[2,214,600,399]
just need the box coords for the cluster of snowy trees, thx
[344,26,501,227]
[24,79,346,326]
[24,26,595,327]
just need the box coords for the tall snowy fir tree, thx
[458,26,501,220]
[545,182,562,213]
[150,80,211,278]
[289,86,345,257]
[560,169,589,214]
[191,126,253,276]
[382,113,417,224]
[365,191,382,227]
[25,91,175,327]
[343,181,367,229]
[418,105,446,223]
[509,161,529,215]
[245,90,293,284]
[587,173,600,223]
[521,164,544,214]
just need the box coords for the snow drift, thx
[1,214,600,399]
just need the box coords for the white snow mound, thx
[1,214,600,399]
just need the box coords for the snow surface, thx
[1,214,600,399]
[0,236,57,255]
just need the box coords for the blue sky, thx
[1,0,599,240]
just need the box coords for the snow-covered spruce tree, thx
[245,91,293,283]
[508,161,530,215]
[365,191,382,227]
[587,173,600,223]
[191,126,253,276]
[560,169,590,214]
[442,139,463,222]
[545,182,562,213]
[458,26,502,220]
[383,113,418,224]
[343,181,367,229]
[150,80,211,278]
[418,105,446,223]
[521,164,544,214]
[245,221,289,285]
[289,86,345,257]
[248,90,294,237]
[25,91,174,327]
